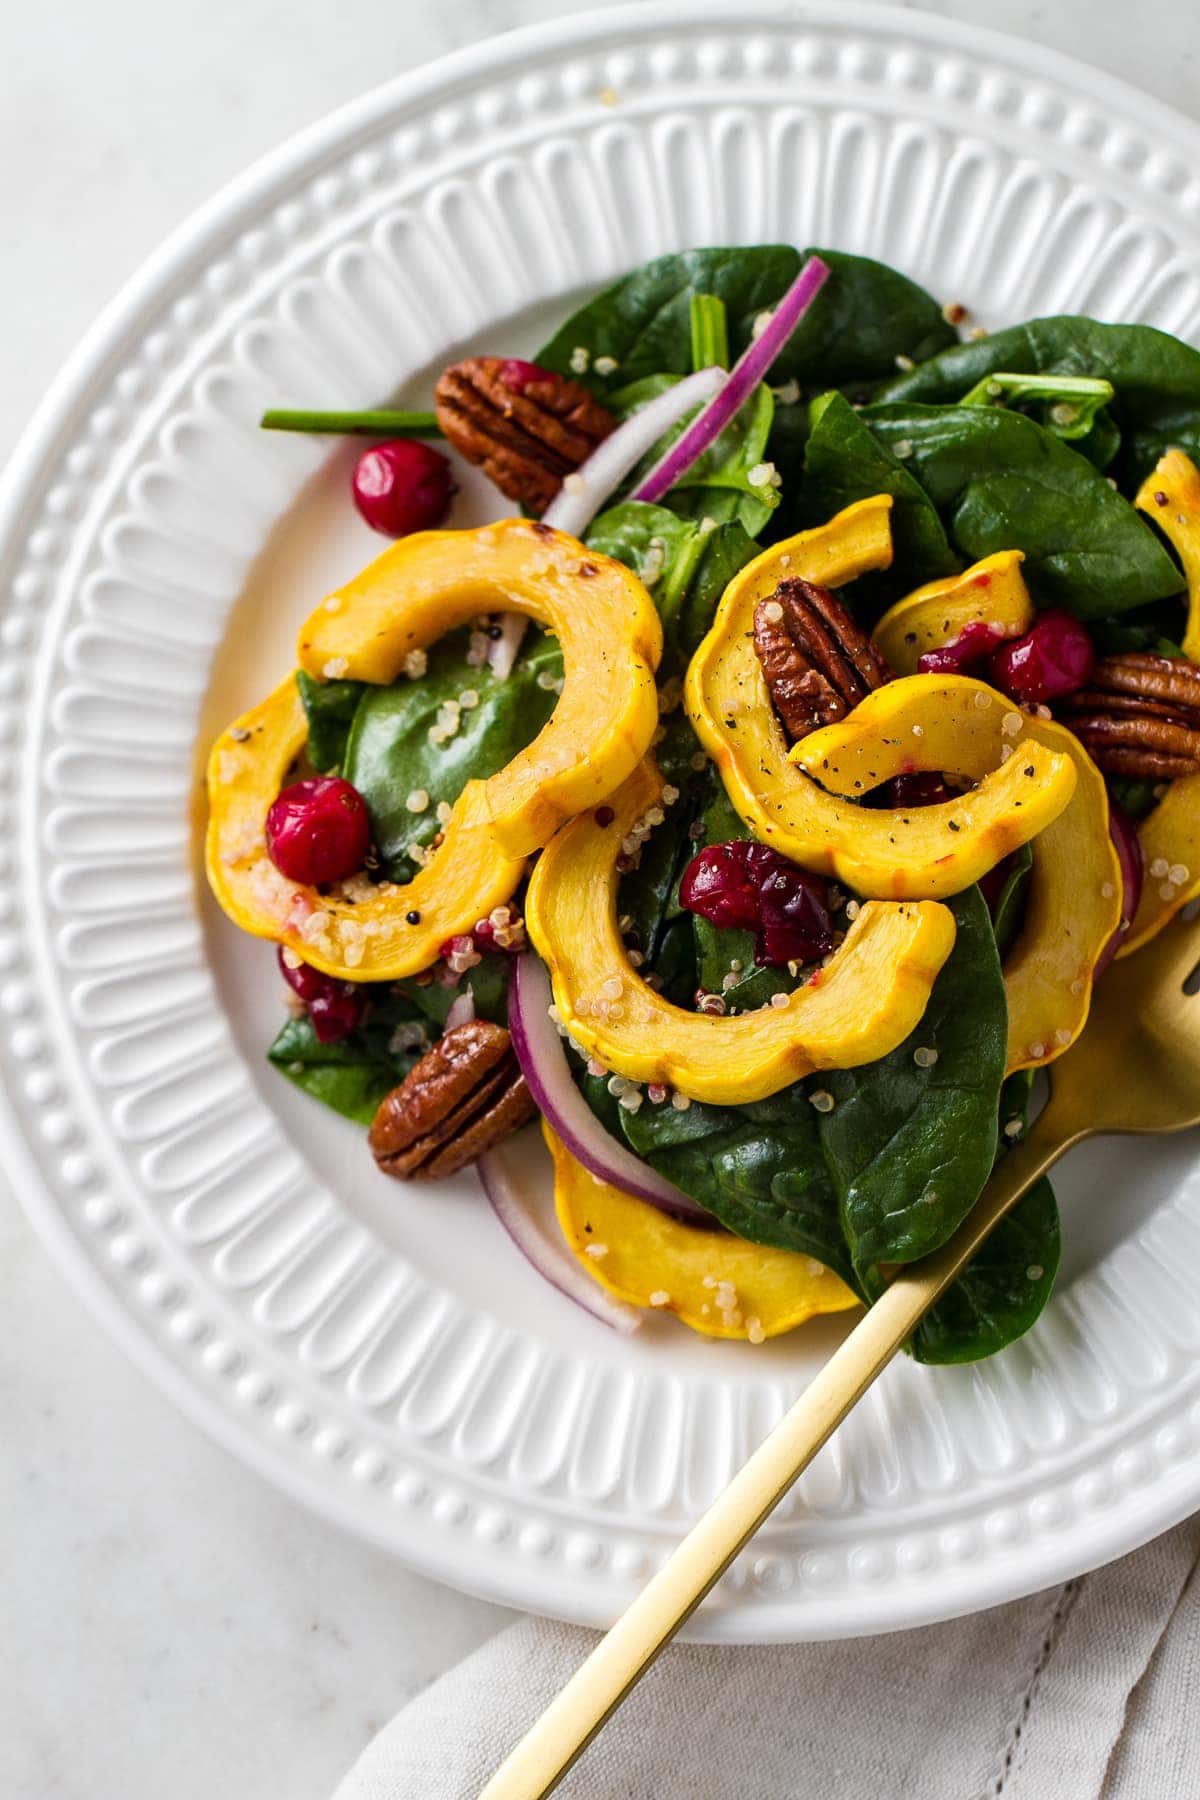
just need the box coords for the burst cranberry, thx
[277,946,364,1042]
[1094,802,1145,978]
[882,770,953,808]
[917,620,1007,677]
[266,776,371,886]
[352,438,455,537]
[989,609,1095,705]
[680,841,835,967]
[500,359,555,392]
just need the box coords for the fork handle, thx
[479,1113,1073,1800]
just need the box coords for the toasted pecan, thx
[434,357,614,514]
[369,1019,535,1181]
[753,578,892,742]
[1059,652,1200,780]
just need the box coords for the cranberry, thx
[881,770,953,808]
[917,620,1007,677]
[500,359,554,392]
[1094,802,1145,978]
[680,841,835,967]
[989,609,1095,705]
[266,776,371,886]
[277,946,364,1043]
[352,439,455,537]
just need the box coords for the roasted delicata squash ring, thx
[794,676,1120,1072]
[296,517,663,857]
[206,675,527,979]
[872,551,1033,675]
[525,758,957,1104]
[1121,450,1200,950]
[1137,448,1200,663]
[545,1127,858,1340]
[685,501,1076,898]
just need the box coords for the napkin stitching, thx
[986,1577,1083,1796]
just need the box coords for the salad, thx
[207,245,1200,1364]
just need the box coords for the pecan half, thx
[369,1020,535,1181]
[753,578,892,742]
[1059,652,1200,780]
[434,357,615,514]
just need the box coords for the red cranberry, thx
[277,946,364,1043]
[881,770,953,808]
[989,609,1095,705]
[680,841,835,967]
[266,776,371,886]
[1094,802,1145,978]
[352,439,455,537]
[500,359,555,392]
[917,620,1007,677]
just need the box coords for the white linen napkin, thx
[334,1517,1200,1798]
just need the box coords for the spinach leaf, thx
[911,1176,1060,1364]
[536,247,955,397]
[799,391,960,588]
[586,502,757,672]
[268,993,432,1125]
[878,315,1200,490]
[607,376,778,533]
[820,887,1006,1279]
[390,954,512,1030]
[859,403,1183,616]
[990,842,1033,959]
[342,630,561,879]
[296,671,366,774]
[1108,777,1161,821]
[619,1086,855,1286]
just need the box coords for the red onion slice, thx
[485,613,528,681]
[631,255,831,507]
[478,1143,641,1334]
[508,953,715,1226]
[541,366,726,539]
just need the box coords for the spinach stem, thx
[689,293,730,373]
[260,408,443,437]
[959,372,1114,439]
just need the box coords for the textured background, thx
[3,2,1198,1796]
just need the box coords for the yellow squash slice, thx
[546,1127,858,1340]
[685,501,1075,897]
[1121,450,1200,949]
[793,676,1120,1071]
[872,551,1033,675]
[525,758,957,1104]
[206,675,527,979]
[1137,448,1200,663]
[296,517,663,857]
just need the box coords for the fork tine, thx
[1120,907,1200,993]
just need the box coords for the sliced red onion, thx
[541,365,727,538]
[508,953,715,1226]
[632,255,831,507]
[443,989,476,1031]
[485,613,528,681]
[478,1144,641,1334]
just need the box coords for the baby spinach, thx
[342,630,561,879]
[911,1176,1060,1364]
[990,842,1033,960]
[269,990,431,1125]
[878,315,1200,489]
[296,671,365,774]
[857,403,1183,616]
[536,247,955,397]
[799,391,960,590]
[819,888,1006,1279]
[586,502,757,671]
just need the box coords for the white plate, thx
[6,0,1200,1643]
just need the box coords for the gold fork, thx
[479,909,1200,1799]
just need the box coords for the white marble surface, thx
[2,2,1198,1796]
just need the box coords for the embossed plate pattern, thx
[5,2,1200,1640]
